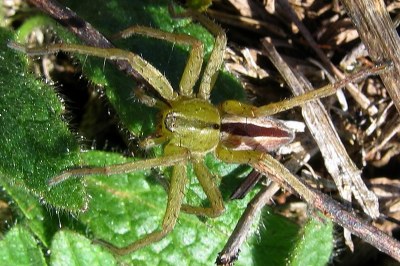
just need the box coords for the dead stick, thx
[340,0,400,115]
[252,154,400,262]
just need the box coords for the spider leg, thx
[171,8,227,100]
[133,86,169,109]
[48,151,189,186]
[181,161,224,217]
[195,13,226,100]
[139,135,170,150]
[8,41,178,102]
[220,62,389,117]
[99,161,188,255]
[215,145,263,165]
[112,26,204,98]
[214,146,295,205]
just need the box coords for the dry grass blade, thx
[276,0,379,116]
[262,39,379,222]
[341,0,400,114]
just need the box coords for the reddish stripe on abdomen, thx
[220,122,291,138]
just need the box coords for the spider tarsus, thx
[48,167,91,187]
[364,60,393,76]
[7,41,26,53]
[47,172,72,187]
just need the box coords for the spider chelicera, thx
[8,6,386,256]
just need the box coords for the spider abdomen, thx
[220,114,294,153]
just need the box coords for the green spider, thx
[8,6,382,256]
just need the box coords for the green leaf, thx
[0,226,46,266]
[0,177,58,247]
[253,208,301,265]
[50,230,116,266]
[0,28,85,210]
[253,208,333,266]
[288,215,333,266]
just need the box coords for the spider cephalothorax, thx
[160,98,221,156]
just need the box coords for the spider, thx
[8,6,386,256]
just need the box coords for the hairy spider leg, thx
[171,8,227,100]
[95,146,189,255]
[48,150,189,186]
[47,146,193,255]
[111,25,204,98]
[8,41,179,101]
[212,62,389,209]
[110,7,227,101]
[215,146,264,165]
[220,62,389,118]
[180,161,224,217]
[214,143,309,198]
